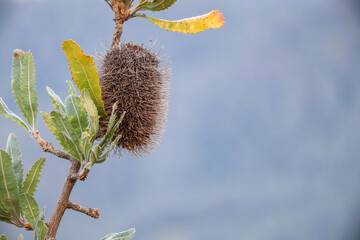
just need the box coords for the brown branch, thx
[46,159,81,239]
[31,131,75,162]
[112,19,124,48]
[67,202,100,219]
[110,0,134,48]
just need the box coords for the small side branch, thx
[31,131,76,162]
[67,202,100,219]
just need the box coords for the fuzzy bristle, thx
[98,42,170,156]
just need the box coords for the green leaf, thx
[18,234,24,240]
[0,235,7,240]
[16,51,38,130]
[136,0,177,12]
[100,228,135,240]
[62,39,107,118]
[0,98,30,131]
[46,87,66,116]
[33,206,47,240]
[100,110,125,149]
[0,204,13,224]
[6,133,23,192]
[22,157,45,197]
[66,80,78,96]
[99,102,119,147]
[12,50,24,117]
[0,150,21,224]
[89,145,101,165]
[97,134,122,164]
[80,131,93,161]
[42,111,83,161]
[65,94,88,137]
[80,89,99,138]
[20,193,39,229]
[137,10,225,34]
[35,221,47,240]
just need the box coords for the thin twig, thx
[31,131,76,162]
[104,0,112,9]
[67,202,100,219]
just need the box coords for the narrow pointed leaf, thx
[18,235,24,240]
[99,102,118,147]
[0,150,21,222]
[90,145,101,165]
[36,221,47,240]
[138,10,225,34]
[0,98,30,131]
[22,158,45,197]
[0,206,13,224]
[20,193,39,228]
[100,110,125,149]
[65,94,88,137]
[0,216,12,225]
[46,87,66,116]
[80,131,93,161]
[137,0,177,11]
[33,206,47,240]
[42,111,82,161]
[6,133,23,191]
[101,228,135,240]
[80,89,99,138]
[18,51,38,130]
[97,134,122,164]
[62,40,107,118]
[66,80,78,96]
[12,50,25,116]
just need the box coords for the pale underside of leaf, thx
[0,98,30,131]
[34,206,47,240]
[100,228,135,240]
[81,89,99,138]
[6,133,23,192]
[138,10,225,34]
[46,87,66,116]
[67,80,78,96]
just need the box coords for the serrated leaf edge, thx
[22,158,45,197]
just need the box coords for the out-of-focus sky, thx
[1,0,360,239]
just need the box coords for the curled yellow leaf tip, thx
[139,10,225,34]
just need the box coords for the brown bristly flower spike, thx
[98,42,170,156]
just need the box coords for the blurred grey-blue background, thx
[1,0,360,239]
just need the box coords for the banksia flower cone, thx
[98,43,170,156]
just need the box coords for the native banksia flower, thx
[98,43,170,156]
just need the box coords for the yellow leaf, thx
[138,10,225,34]
[62,40,108,118]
